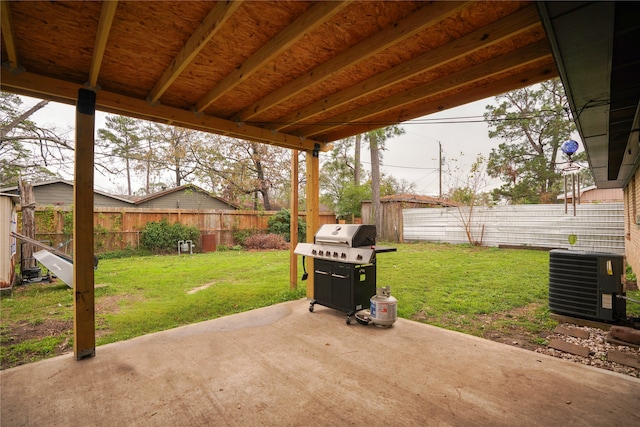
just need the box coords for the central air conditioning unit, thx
[549,249,626,322]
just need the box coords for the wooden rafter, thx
[234,1,468,122]
[0,1,19,70]
[276,5,541,134]
[148,0,242,104]
[318,64,557,142]
[298,40,553,138]
[87,1,118,89]
[194,1,349,113]
[0,70,329,152]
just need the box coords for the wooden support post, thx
[73,88,96,360]
[305,148,320,298]
[572,173,576,216]
[289,150,299,290]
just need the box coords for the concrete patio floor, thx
[1,298,639,426]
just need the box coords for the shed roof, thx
[1,1,556,152]
[132,184,241,209]
[0,179,134,205]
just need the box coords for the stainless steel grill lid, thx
[313,224,375,247]
[294,224,377,264]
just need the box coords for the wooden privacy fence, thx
[26,207,337,253]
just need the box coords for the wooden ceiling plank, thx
[299,39,553,138]
[277,5,541,133]
[148,0,243,104]
[87,1,118,89]
[0,69,327,152]
[236,1,468,122]
[0,1,19,70]
[318,64,558,142]
[195,0,350,113]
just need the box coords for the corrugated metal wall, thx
[403,204,624,255]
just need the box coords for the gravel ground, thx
[535,324,640,378]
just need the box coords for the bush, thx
[267,209,306,242]
[140,219,200,254]
[232,228,256,246]
[244,233,289,250]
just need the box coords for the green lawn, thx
[2,242,638,369]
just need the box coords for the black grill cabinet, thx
[313,259,376,319]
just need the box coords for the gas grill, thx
[294,224,396,324]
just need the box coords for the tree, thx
[0,92,72,186]
[191,135,290,210]
[97,116,142,196]
[446,155,492,245]
[364,125,405,238]
[319,138,366,216]
[137,122,163,195]
[319,133,412,220]
[484,78,580,204]
[150,124,201,189]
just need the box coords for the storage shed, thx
[0,193,19,290]
[361,194,458,242]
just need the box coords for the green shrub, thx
[140,219,200,254]
[267,209,306,242]
[232,228,256,246]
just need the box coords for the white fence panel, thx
[403,204,625,255]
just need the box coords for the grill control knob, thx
[356,254,363,261]
[318,250,324,256]
[341,253,346,259]
[311,249,317,255]
[333,252,339,257]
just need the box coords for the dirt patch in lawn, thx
[0,319,73,370]
[1,293,137,369]
[2,319,73,345]
[412,303,551,352]
[187,282,216,294]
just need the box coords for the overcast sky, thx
[24,95,500,197]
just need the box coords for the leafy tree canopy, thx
[0,92,71,187]
[483,78,585,204]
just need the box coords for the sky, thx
[23,95,501,197]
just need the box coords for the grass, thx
[2,242,639,369]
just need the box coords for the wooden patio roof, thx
[1,0,557,152]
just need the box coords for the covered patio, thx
[2,299,639,426]
[1,1,639,424]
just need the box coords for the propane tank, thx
[369,286,397,327]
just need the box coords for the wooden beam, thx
[87,1,118,89]
[148,0,242,104]
[73,88,96,360]
[290,150,299,290]
[0,1,19,70]
[195,1,349,113]
[317,63,558,142]
[305,149,320,299]
[235,1,468,122]
[0,70,329,152]
[298,40,553,138]
[276,5,541,133]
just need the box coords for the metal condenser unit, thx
[549,249,625,322]
[294,224,395,324]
